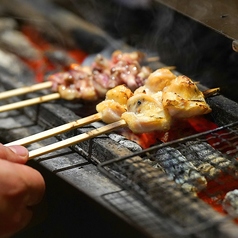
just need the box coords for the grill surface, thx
[98,121,238,237]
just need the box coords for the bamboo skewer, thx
[28,119,127,160]
[202,87,220,97]
[0,81,52,100]
[3,86,221,159]
[5,113,101,146]
[0,93,61,113]
[0,86,220,113]
[3,86,220,146]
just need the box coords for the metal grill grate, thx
[98,121,238,235]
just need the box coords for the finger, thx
[19,164,46,206]
[1,206,33,237]
[0,159,45,206]
[0,159,41,237]
[0,202,33,238]
[0,143,29,164]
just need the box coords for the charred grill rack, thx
[98,121,238,237]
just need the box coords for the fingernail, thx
[8,145,29,157]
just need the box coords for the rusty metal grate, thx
[98,121,238,236]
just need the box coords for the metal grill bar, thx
[98,121,238,235]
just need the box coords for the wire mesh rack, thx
[98,121,238,236]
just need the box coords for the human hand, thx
[0,144,45,238]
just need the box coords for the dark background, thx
[54,0,238,102]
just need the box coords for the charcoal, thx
[44,49,76,67]
[180,141,231,179]
[109,133,142,152]
[0,17,17,31]
[0,49,34,82]
[155,147,207,193]
[0,0,120,53]
[222,189,238,218]
[0,29,40,59]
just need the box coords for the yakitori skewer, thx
[4,87,218,147]
[28,119,127,159]
[5,84,132,147]
[5,113,101,146]
[0,81,52,100]
[18,83,218,159]
[4,68,220,160]
[0,84,219,114]
[0,92,61,113]
[0,50,152,113]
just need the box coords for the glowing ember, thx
[20,25,87,82]
[121,115,238,222]
[120,116,216,149]
[198,173,238,222]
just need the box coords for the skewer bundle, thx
[3,67,220,160]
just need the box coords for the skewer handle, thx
[5,113,101,146]
[0,93,61,113]
[0,81,53,100]
[28,119,127,160]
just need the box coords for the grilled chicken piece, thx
[121,92,171,133]
[49,50,151,101]
[133,68,176,98]
[111,50,145,64]
[144,68,177,92]
[97,67,212,134]
[96,85,133,123]
[162,75,212,118]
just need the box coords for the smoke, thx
[112,0,152,9]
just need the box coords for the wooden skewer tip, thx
[0,92,60,113]
[0,81,53,100]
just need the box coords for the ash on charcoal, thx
[0,49,34,83]
[109,133,142,152]
[155,146,207,193]
[0,0,116,53]
[0,30,40,59]
[222,189,238,218]
[0,17,17,31]
[180,141,232,179]
[44,49,76,67]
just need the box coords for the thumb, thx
[0,144,29,164]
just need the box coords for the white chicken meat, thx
[96,85,133,123]
[162,75,212,118]
[96,68,212,134]
[121,92,171,133]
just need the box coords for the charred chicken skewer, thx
[6,68,217,160]
[0,50,151,112]
[120,68,213,133]
[5,84,132,146]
